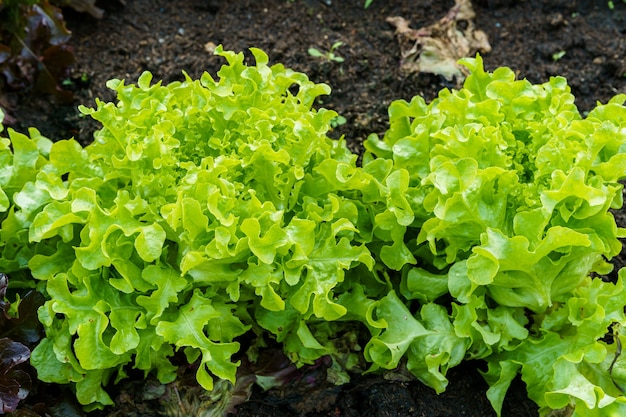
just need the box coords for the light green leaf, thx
[241,217,289,265]
[289,232,373,321]
[406,303,469,393]
[365,291,427,370]
[467,227,594,312]
[136,264,189,324]
[400,267,448,303]
[156,290,249,390]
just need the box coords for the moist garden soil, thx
[3,0,626,416]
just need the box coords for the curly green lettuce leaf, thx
[337,287,469,393]
[483,274,626,416]
[156,289,249,390]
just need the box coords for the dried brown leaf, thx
[387,0,491,82]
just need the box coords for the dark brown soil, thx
[231,364,539,417]
[2,0,626,416]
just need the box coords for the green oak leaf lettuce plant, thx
[0,45,408,409]
[363,55,626,416]
[1,47,626,417]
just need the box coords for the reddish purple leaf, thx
[0,0,74,100]
[0,338,31,413]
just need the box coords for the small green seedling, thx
[308,41,345,63]
[330,115,346,128]
[552,50,566,61]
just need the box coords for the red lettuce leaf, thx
[0,273,45,413]
[0,338,31,413]
[0,0,74,102]
[0,274,45,346]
